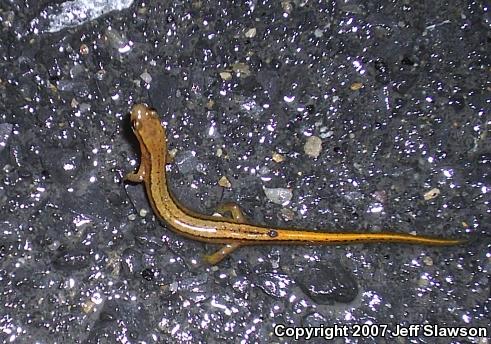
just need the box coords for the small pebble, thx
[71,98,79,108]
[95,69,106,81]
[218,176,231,188]
[81,300,96,314]
[372,190,387,203]
[245,28,256,38]
[350,82,363,91]
[304,136,322,158]
[279,207,295,221]
[219,71,232,80]
[140,71,152,84]
[281,0,293,14]
[263,186,293,205]
[168,148,178,160]
[417,276,429,287]
[423,256,433,266]
[272,152,285,163]
[314,28,323,37]
[231,62,251,77]
[79,44,89,55]
[319,130,334,139]
[423,188,440,200]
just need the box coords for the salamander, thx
[125,103,463,264]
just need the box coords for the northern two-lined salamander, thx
[125,103,463,264]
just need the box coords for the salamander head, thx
[130,103,159,127]
[130,103,166,149]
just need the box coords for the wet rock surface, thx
[0,1,489,343]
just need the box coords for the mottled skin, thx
[125,104,463,264]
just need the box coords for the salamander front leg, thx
[216,202,247,223]
[124,164,146,183]
[204,242,242,265]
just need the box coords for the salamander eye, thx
[131,119,141,130]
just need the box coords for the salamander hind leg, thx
[216,202,247,223]
[204,243,242,265]
[203,203,247,265]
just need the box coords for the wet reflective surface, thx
[0,1,489,343]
